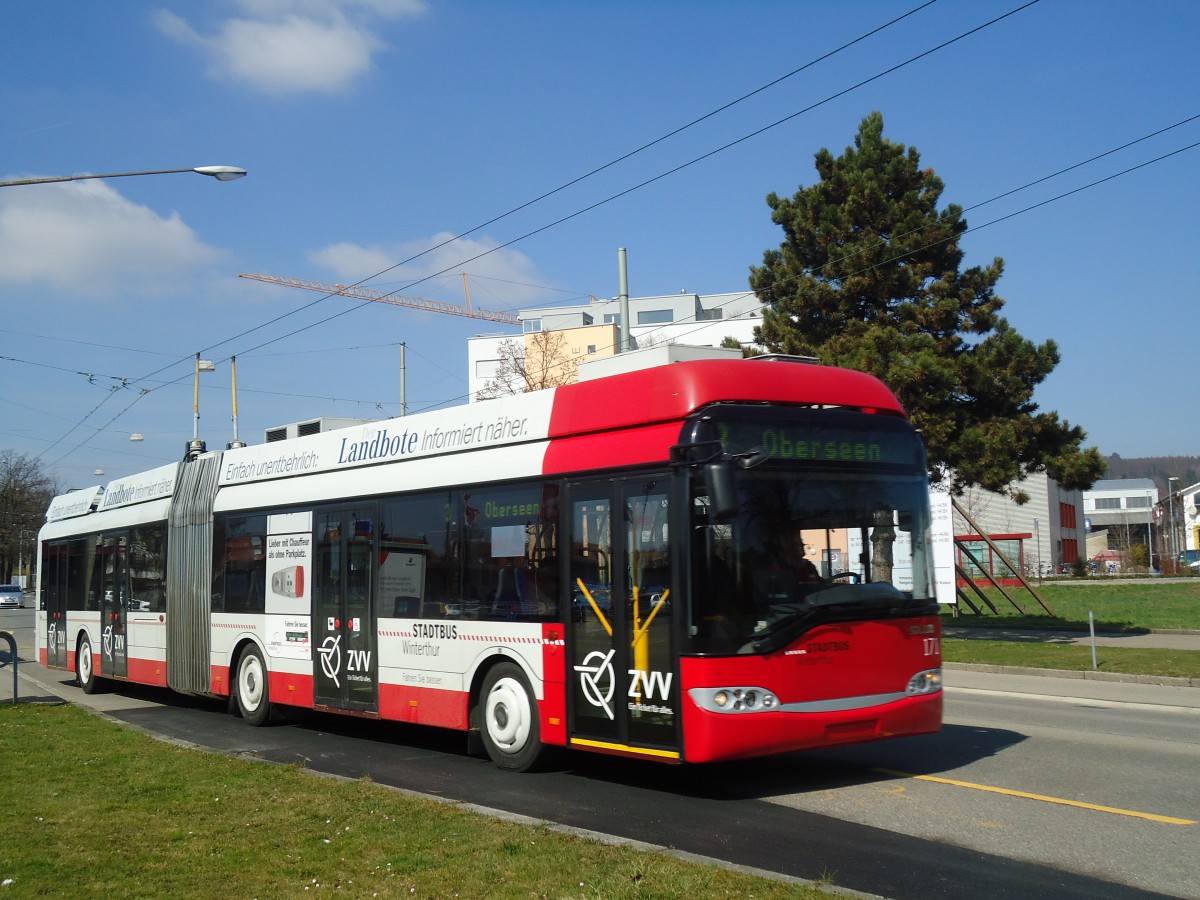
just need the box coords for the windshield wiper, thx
[747,590,937,654]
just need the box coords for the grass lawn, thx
[0,704,827,900]
[942,641,1200,679]
[943,579,1200,677]
[944,580,1200,632]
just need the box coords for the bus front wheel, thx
[480,662,544,772]
[235,645,272,726]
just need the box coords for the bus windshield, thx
[685,415,936,656]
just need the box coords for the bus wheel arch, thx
[474,658,546,772]
[231,640,272,726]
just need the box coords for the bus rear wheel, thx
[235,645,272,726]
[480,662,544,772]
[77,636,102,694]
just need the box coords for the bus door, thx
[98,533,128,679]
[42,542,68,668]
[567,477,679,759]
[313,507,379,713]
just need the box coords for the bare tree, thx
[1,450,58,583]
[476,332,580,400]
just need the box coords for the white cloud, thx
[155,0,426,96]
[308,232,548,308]
[308,241,397,278]
[0,181,222,298]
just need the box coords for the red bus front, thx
[670,404,942,763]
[680,617,941,763]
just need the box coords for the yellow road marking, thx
[873,769,1197,826]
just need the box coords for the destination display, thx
[711,410,924,467]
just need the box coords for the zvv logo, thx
[574,649,616,720]
[628,669,673,701]
[318,634,342,686]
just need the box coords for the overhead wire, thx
[452,128,1200,409]
[32,1,944,468]
[217,0,1044,362]
[35,0,1054,465]
[25,108,1198,451]
[224,0,944,323]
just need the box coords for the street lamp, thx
[1169,476,1180,567]
[1148,490,1155,573]
[1033,518,1042,582]
[0,165,246,188]
[17,529,34,586]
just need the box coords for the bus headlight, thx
[692,687,779,713]
[906,668,942,695]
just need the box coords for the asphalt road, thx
[5,605,1197,899]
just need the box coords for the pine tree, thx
[751,112,1103,497]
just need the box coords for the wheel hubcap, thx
[486,677,530,753]
[241,659,262,709]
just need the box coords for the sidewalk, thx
[942,624,1200,689]
[943,624,1200,651]
[945,665,1200,709]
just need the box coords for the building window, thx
[1095,497,1121,510]
[603,313,621,326]
[522,318,542,333]
[1125,495,1150,509]
[636,309,672,325]
[586,345,596,354]
[1059,502,1077,529]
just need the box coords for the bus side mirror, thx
[705,461,738,522]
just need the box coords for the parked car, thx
[0,585,25,609]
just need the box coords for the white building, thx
[1082,478,1158,564]
[467,291,764,401]
[954,473,1086,579]
[1167,481,1200,562]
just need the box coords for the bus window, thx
[129,524,166,613]
[381,491,456,617]
[219,515,267,613]
[66,538,94,612]
[458,483,559,621]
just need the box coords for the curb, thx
[944,661,1200,689]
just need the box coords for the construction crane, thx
[238,272,521,325]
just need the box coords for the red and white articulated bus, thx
[36,358,942,770]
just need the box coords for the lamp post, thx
[1033,518,1042,582]
[1148,490,1155,573]
[0,166,246,188]
[17,529,34,587]
[1169,476,1180,567]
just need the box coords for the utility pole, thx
[617,248,630,353]
[399,342,407,416]
[1169,477,1180,566]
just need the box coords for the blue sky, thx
[2,0,1197,489]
